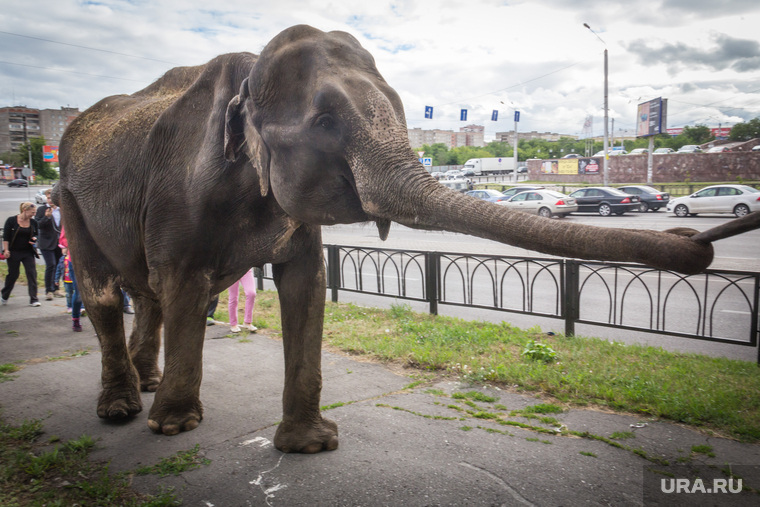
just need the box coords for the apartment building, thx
[408,124,485,149]
[0,106,80,153]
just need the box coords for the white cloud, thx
[1,0,759,140]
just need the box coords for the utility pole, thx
[585,23,609,186]
[513,110,519,180]
[23,115,33,175]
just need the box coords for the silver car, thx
[666,184,760,217]
[500,189,578,218]
[35,188,51,204]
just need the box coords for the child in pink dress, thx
[227,269,257,333]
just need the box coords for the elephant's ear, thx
[224,78,271,197]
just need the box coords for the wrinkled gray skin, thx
[56,25,714,453]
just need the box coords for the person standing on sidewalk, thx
[35,189,63,300]
[227,268,257,333]
[2,202,41,306]
[58,225,84,331]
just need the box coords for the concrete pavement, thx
[1,296,759,506]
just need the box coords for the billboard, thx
[636,98,668,138]
[43,145,59,163]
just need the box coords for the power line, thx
[0,30,178,65]
[0,60,149,83]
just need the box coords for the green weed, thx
[134,444,210,477]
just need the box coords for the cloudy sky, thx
[3,0,760,141]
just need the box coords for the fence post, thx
[254,267,264,291]
[425,252,439,315]
[564,260,579,337]
[328,245,340,303]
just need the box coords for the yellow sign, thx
[558,159,578,175]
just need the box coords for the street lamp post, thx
[584,23,609,186]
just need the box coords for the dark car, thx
[568,187,640,216]
[7,179,28,187]
[616,185,670,212]
[465,188,509,203]
[499,185,545,199]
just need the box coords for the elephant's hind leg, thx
[128,294,163,392]
[61,196,141,420]
[77,259,142,419]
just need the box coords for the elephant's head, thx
[225,25,715,274]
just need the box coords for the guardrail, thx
[255,245,760,363]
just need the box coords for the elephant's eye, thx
[316,115,335,130]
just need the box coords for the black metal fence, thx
[256,245,760,363]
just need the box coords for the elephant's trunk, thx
[351,152,713,275]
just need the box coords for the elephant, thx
[55,24,745,454]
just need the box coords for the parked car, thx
[627,148,649,155]
[567,187,640,216]
[616,185,670,212]
[35,188,52,204]
[7,179,28,187]
[445,169,463,180]
[653,147,675,154]
[430,171,445,180]
[592,149,628,157]
[465,188,509,203]
[677,145,703,153]
[666,184,760,218]
[439,179,469,193]
[502,189,577,218]
[562,153,582,159]
[706,145,731,153]
[498,185,546,199]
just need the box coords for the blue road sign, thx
[514,111,520,122]
[425,106,434,119]
[460,109,468,121]
[491,110,498,121]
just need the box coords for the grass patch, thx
[0,363,21,383]
[0,416,179,505]
[134,444,210,477]
[244,292,760,442]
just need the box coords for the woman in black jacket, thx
[35,188,62,299]
[2,202,41,306]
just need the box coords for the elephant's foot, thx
[147,399,203,436]
[97,385,142,419]
[274,417,339,453]
[136,368,163,392]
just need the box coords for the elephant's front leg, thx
[147,282,208,435]
[273,235,338,453]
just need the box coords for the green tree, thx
[18,138,58,180]
[728,117,760,141]
[680,125,713,145]
[0,150,26,167]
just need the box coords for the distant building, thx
[408,124,485,149]
[39,107,80,147]
[0,105,80,153]
[494,130,578,144]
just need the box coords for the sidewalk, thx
[1,297,759,505]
